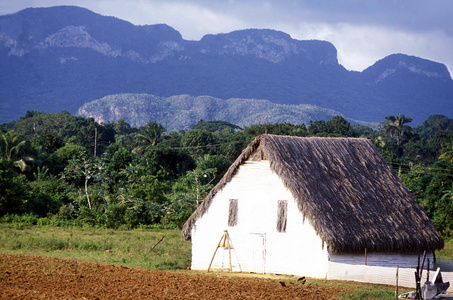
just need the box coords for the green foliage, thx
[308,117,354,136]
[381,114,413,145]
[0,131,26,161]
[59,116,115,154]
[12,110,71,144]
[416,115,453,140]
[132,121,166,156]
[0,168,29,216]
[36,130,64,153]
[50,142,87,173]
[244,122,307,137]
[439,142,453,163]
[128,175,169,204]
[326,115,355,136]
[434,186,453,237]
[0,130,35,173]
[141,147,195,180]
[352,124,375,137]
[1,111,452,238]
[401,160,453,237]
[27,176,72,216]
[113,118,137,136]
[181,129,217,156]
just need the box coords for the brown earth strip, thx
[0,254,358,299]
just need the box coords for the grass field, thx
[0,224,191,270]
[1,223,451,299]
[438,238,453,259]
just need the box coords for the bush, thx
[0,213,40,225]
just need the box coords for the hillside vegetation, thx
[1,112,453,240]
[78,93,360,131]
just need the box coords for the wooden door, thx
[250,233,266,273]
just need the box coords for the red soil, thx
[0,254,358,299]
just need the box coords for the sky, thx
[1,0,452,75]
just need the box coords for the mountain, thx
[1,6,452,126]
[78,93,362,131]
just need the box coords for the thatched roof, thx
[182,134,444,253]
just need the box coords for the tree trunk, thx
[85,176,92,209]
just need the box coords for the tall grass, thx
[0,224,191,270]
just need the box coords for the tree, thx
[114,118,135,135]
[12,110,71,142]
[124,174,170,225]
[19,110,42,120]
[27,175,72,216]
[325,116,354,136]
[382,114,413,145]
[217,131,250,163]
[416,115,453,140]
[433,185,453,237]
[0,131,34,172]
[50,140,87,174]
[308,120,328,135]
[60,116,115,155]
[36,130,64,154]
[352,124,375,138]
[181,129,216,157]
[0,131,25,162]
[439,142,453,163]
[141,147,195,180]
[63,151,102,210]
[0,164,29,216]
[172,155,217,207]
[244,123,307,137]
[60,116,97,148]
[192,120,242,132]
[132,122,166,156]
[109,147,135,171]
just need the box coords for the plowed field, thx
[0,254,358,299]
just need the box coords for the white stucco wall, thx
[190,160,329,278]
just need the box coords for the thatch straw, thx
[182,134,444,253]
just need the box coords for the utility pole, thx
[94,126,98,157]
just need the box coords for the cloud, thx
[0,0,452,74]
[123,1,246,40]
[277,21,453,73]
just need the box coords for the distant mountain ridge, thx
[1,6,452,125]
[78,93,365,131]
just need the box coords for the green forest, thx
[1,111,453,238]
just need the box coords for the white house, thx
[182,134,444,280]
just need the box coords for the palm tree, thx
[0,131,34,172]
[132,122,166,156]
[383,114,413,145]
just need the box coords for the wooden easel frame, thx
[207,230,232,272]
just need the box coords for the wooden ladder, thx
[207,230,232,272]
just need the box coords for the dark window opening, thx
[228,199,238,227]
[277,200,288,233]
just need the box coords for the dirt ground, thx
[0,254,359,299]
